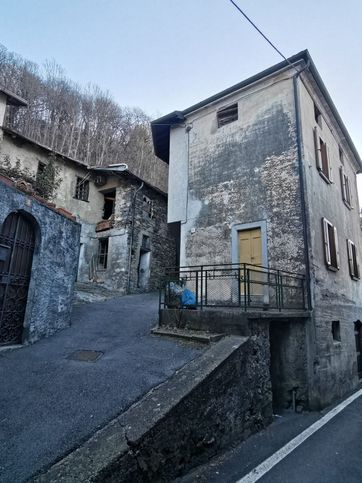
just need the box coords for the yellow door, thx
[238,228,263,296]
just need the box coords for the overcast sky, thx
[1,0,361,196]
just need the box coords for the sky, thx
[1,0,361,196]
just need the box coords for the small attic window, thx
[217,103,238,128]
[314,102,322,127]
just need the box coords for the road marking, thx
[236,388,362,483]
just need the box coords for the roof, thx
[0,86,28,107]
[2,127,88,170]
[151,50,362,171]
[88,166,167,197]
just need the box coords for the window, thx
[340,167,352,208]
[103,190,116,220]
[332,321,341,342]
[37,162,46,177]
[339,146,344,165]
[74,176,89,201]
[314,102,322,127]
[322,218,339,270]
[313,128,331,182]
[142,195,154,218]
[217,103,238,128]
[97,238,109,269]
[347,239,360,280]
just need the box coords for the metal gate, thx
[0,212,35,345]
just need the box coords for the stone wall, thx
[35,336,272,482]
[0,178,80,343]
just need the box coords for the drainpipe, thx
[293,60,312,310]
[127,181,144,293]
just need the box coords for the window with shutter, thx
[347,239,360,280]
[313,128,332,183]
[340,166,352,208]
[322,218,339,270]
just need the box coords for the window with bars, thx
[97,238,109,270]
[347,239,360,280]
[322,218,339,270]
[340,166,352,208]
[74,176,89,201]
[217,103,238,128]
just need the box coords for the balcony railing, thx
[159,263,307,312]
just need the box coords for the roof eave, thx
[0,87,28,107]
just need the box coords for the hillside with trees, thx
[0,44,168,192]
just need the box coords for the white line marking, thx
[236,388,362,483]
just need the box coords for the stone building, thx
[152,50,362,409]
[0,88,176,297]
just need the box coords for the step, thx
[151,326,225,344]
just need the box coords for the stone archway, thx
[0,211,36,345]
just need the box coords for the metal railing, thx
[159,263,307,312]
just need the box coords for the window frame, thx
[347,239,360,280]
[217,103,238,128]
[97,237,109,270]
[340,166,352,209]
[313,127,332,184]
[74,176,90,202]
[322,218,340,271]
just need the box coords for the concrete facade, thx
[152,50,362,409]
[0,177,80,344]
[0,92,176,296]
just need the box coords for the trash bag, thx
[181,288,196,307]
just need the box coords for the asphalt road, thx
[180,389,362,483]
[0,292,204,483]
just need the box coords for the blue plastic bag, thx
[181,288,196,307]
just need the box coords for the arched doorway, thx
[0,212,36,345]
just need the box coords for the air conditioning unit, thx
[94,175,107,187]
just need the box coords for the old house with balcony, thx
[0,87,176,303]
[151,50,362,410]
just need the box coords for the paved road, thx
[180,389,362,483]
[0,292,204,483]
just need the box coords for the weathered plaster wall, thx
[0,180,80,343]
[169,72,306,277]
[0,132,104,225]
[0,94,6,128]
[298,73,362,407]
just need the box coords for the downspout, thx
[127,181,144,293]
[293,61,312,310]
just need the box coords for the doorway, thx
[0,212,36,345]
[137,235,151,290]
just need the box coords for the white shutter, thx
[323,218,331,265]
[340,167,346,201]
[347,239,353,276]
[334,226,340,269]
[313,127,322,170]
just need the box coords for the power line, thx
[227,0,298,73]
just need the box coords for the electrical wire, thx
[228,0,298,73]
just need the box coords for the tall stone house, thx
[152,50,362,409]
[0,88,176,300]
